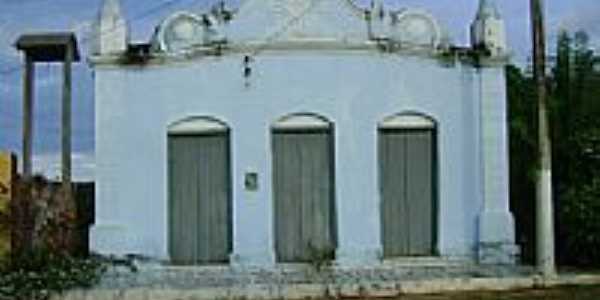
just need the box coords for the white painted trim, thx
[168,117,228,134]
[379,114,435,129]
[273,114,331,130]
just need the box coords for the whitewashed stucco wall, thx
[91,52,501,265]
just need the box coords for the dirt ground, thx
[401,286,600,300]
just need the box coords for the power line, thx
[0,0,336,77]
[227,0,322,60]
[0,0,315,76]
[79,0,194,46]
[249,0,320,57]
[1,1,207,140]
[0,0,202,76]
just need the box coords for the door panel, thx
[380,132,409,256]
[380,129,435,257]
[405,131,434,255]
[168,134,231,265]
[273,131,335,262]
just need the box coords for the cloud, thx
[70,20,95,46]
[555,4,600,46]
[0,21,20,60]
[72,20,94,36]
[30,152,96,182]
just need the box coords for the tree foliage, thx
[0,175,105,300]
[507,63,537,263]
[508,29,600,267]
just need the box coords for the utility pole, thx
[530,0,556,277]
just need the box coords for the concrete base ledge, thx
[52,274,600,300]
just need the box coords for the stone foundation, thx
[94,260,532,290]
[478,242,521,265]
[477,210,519,265]
[50,265,600,300]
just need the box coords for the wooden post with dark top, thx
[62,41,73,191]
[22,55,34,178]
[15,32,80,182]
[15,32,80,254]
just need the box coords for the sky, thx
[0,0,599,181]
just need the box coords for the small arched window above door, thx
[272,113,332,131]
[378,113,436,130]
[168,116,229,135]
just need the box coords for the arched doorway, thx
[167,117,232,265]
[271,113,337,262]
[378,113,438,257]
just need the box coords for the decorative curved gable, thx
[225,0,368,44]
[110,0,452,59]
[389,9,443,49]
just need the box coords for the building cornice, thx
[89,40,509,69]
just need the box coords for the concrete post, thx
[477,67,519,265]
[530,0,556,277]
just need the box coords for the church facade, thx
[90,0,518,266]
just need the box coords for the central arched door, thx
[272,114,336,262]
[168,117,232,265]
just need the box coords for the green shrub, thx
[307,242,335,272]
[560,177,600,268]
[0,250,106,300]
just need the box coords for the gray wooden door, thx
[380,129,436,257]
[168,133,232,265]
[272,130,336,262]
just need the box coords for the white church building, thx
[90,0,518,266]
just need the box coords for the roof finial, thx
[471,0,507,56]
[476,0,501,20]
[101,0,123,20]
[94,0,129,55]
